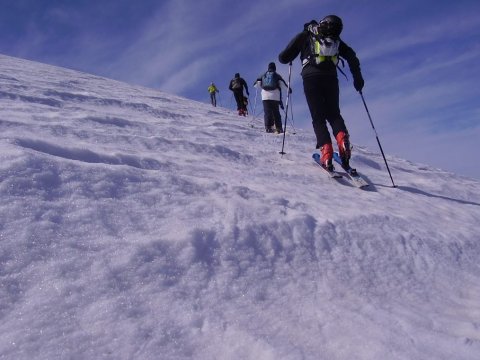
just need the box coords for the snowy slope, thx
[1,54,480,360]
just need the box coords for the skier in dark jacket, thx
[278,15,364,170]
[229,73,249,116]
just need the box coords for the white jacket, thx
[254,81,286,101]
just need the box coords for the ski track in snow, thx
[1,54,480,359]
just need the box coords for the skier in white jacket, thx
[254,62,290,133]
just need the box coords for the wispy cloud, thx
[103,0,334,94]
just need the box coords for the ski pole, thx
[248,87,259,127]
[248,95,253,116]
[288,94,297,134]
[279,62,293,155]
[359,91,396,188]
[253,87,258,118]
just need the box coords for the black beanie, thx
[235,73,240,78]
[268,62,276,71]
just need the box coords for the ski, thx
[333,152,369,188]
[312,153,342,179]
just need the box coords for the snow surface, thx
[1,53,480,360]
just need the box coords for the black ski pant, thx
[263,100,283,131]
[303,75,348,148]
[233,90,246,111]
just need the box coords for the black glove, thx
[279,100,284,110]
[353,72,364,92]
[288,87,292,94]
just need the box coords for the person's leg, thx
[303,76,334,168]
[324,79,347,137]
[234,91,243,114]
[303,77,331,148]
[324,79,351,166]
[272,103,283,132]
[263,100,275,131]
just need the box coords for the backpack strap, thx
[336,57,348,80]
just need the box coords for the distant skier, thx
[278,15,364,170]
[254,62,290,133]
[208,82,219,107]
[228,73,249,116]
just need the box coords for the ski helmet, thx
[318,15,343,37]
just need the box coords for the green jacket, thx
[208,85,219,94]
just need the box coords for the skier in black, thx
[229,73,249,116]
[278,15,364,170]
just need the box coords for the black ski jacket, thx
[229,77,249,96]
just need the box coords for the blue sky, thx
[1,0,479,179]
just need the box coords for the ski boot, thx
[335,131,351,169]
[320,143,334,171]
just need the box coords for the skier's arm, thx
[339,40,364,91]
[278,31,306,64]
[339,41,360,73]
[253,75,263,89]
[278,75,291,93]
